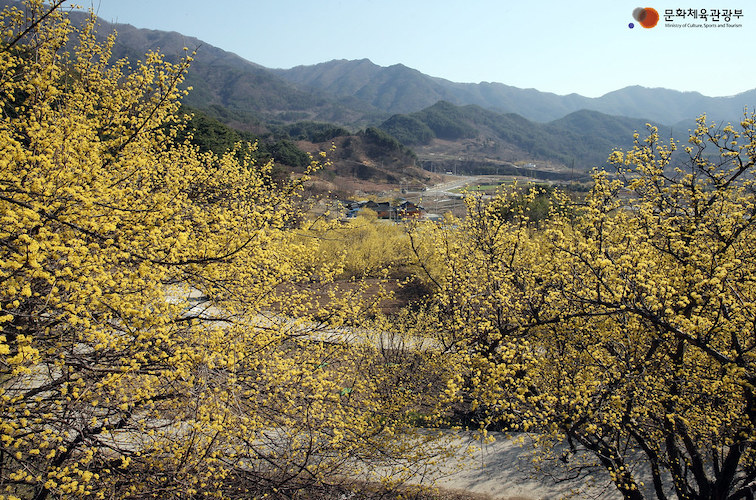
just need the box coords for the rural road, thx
[423,176,481,198]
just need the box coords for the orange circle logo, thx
[632,7,660,28]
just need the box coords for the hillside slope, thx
[379,102,669,172]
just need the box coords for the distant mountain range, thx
[31,0,749,130]
[4,0,754,176]
[272,58,756,125]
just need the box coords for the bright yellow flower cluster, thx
[0,2,459,498]
[411,115,756,498]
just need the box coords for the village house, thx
[340,199,426,220]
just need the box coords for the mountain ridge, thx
[379,101,664,172]
[274,58,756,124]
[3,0,752,128]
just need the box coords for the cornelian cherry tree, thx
[412,117,756,499]
[0,2,456,498]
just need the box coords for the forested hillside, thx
[380,101,672,171]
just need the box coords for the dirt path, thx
[418,432,621,500]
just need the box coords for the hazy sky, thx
[73,0,753,98]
